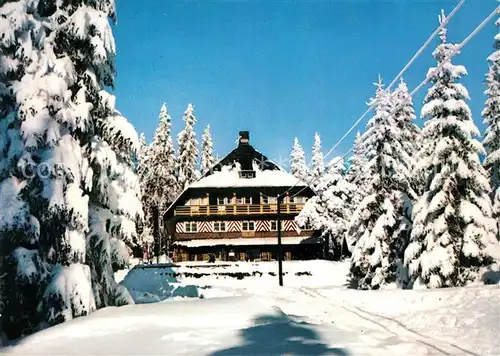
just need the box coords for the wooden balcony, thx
[174,203,305,217]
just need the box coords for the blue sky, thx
[113,0,497,168]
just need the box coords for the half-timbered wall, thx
[175,219,304,233]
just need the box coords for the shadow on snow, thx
[210,313,349,356]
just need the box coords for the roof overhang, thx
[173,236,323,247]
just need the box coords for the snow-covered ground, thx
[4,260,500,355]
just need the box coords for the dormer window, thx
[239,170,256,179]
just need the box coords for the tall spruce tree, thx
[483,8,500,230]
[0,0,47,337]
[177,104,200,190]
[138,133,148,164]
[290,137,309,182]
[405,11,498,288]
[201,124,214,175]
[345,131,368,209]
[393,79,422,196]
[348,77,413,290]
[0,0,142,337]
[143,103,178,213]
[393,78,421,167]
[310,133,324,189]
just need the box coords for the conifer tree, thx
[138,133,148,164]
[1,0,99,333]
[201,125,215,175]
[348,77,413,290]
[0,0,141,336]
[483,8,500,230]
[177,104,200,190]
[290,137,309,182]
[393,78,421,164]
[405,11,498,288]
[310,133,324,189]
[0,0,46,337]
[393,78,422,195]
[143,103,178,212]
[345,131,368,209]
[296,158,352,259]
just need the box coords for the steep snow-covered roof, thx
[190,161,306,189]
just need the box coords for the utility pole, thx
[277,194,284,286]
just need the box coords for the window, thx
[236,197,244,204]
[242,221,255,231]
[189,198,200,205]
[214,221,226,232]
[217,197,227,205]
[270,221,277,231]
[262,196,269,204]
[184,222,197,233]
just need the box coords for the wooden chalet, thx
[163,131,322,262]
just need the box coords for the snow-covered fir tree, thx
[483,8,500,230]
[86,105,141,310]
[138,133,148,164]
[0,0,46,337]
[348,77,414,290]
[290,137,309,182]
[136,132,148,217]
[345,131,368,209]
[0,0,141,337]
[309,133,324,188]
[177,104,200,190]
[0,0,98,334]
[296,158,352,259]
[135,132,152,250]
[142,103,178,217]
[201,125,215,175]
[405,11,498,288]
[393,78,422,195]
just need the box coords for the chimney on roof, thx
[237,131,255,178]
[239,131,249,145]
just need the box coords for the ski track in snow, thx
[295,287,478,355]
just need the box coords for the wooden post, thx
[277,194,284,286]
[206,193,210,215]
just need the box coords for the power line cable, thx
[288,4,499,200]
[279,0,468,198]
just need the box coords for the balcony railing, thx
[174,203,305,216]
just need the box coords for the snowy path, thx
[3,260,500,355]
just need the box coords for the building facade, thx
[163,131,322,262]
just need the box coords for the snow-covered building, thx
[164,131,322,262]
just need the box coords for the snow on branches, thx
[348,77,414,290]
[405,12,498,288]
